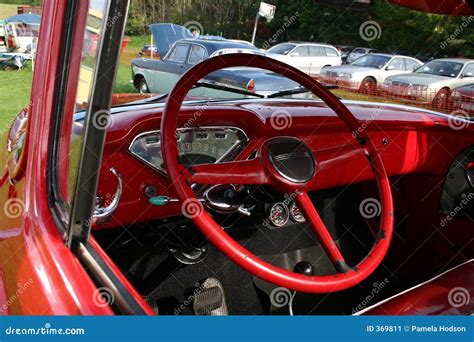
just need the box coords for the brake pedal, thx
[193,278,229,315]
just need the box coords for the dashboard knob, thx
[293,261,315,276]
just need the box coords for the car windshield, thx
[267,43,296,55]
[352,54,391,68]
[415,60,464,78]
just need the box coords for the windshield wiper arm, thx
[193,81,265,98]
[128,81,265,105]
[266,85,338,99]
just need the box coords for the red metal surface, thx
[0,0,152,315]
[0,0,112,315]
[388,0,474,15]
[361,260,474,314]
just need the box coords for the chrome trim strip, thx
[128,126,249,177]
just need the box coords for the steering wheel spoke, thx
[295,192,350,273]
[188,158,267,185]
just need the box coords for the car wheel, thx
[359,77,377,95]
[138,79,150,94]
[432,88,450,112]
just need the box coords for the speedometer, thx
[129,127,247,175]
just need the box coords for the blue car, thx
[131,24,299,97]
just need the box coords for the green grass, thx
[0,64,32,128]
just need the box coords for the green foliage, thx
[124,0,474,58]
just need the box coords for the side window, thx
[324,47,339,57]
[308,46,326,57]
[462,63,474,77]
[405,59,421,71]
[291,46,309,57]
[388,58,405,70]
[188,45,207,64]
[353,48,365,54]
[166,44,189,63]
[58,0,111,212]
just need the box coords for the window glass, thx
[308,46,326,56]
[166,44,189,63]
[291,46,309,57]
[60,0,110,212]
[188,45,207,64]
[405,59,421,71]
[324,47,338,57]
[388,58,405,70]
[266,43,296,55]
[462,63,474,77]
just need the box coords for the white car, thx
[266,42,342,76]
[319,53,423,93]
[346,47,378,64]
[383,58,474,109]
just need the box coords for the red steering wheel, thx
[161,54,394,293]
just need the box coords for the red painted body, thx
[388,0,474,15]
[0,0,471,314]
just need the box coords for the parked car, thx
[335,45,354,63]
[383,58,474,110]
[319,53,423,93]
[138,44,159,58]
[132,39,299,96]
[345,47,378,64]
[265,42,342,76]
[450,83,474,115]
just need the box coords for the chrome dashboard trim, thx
[128,126,249,177]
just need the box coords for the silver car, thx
[319,54,423,93]
[383,58,474,109]
[345,47,378,64]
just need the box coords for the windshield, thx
[267,43,296,55]
[352,54,391,68]
[87,2,473,117]
[415,60,464,78]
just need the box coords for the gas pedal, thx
[193,277,229,316]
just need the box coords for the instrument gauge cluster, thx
[267,202,306,228]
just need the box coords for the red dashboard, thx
[93,99,474,230]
